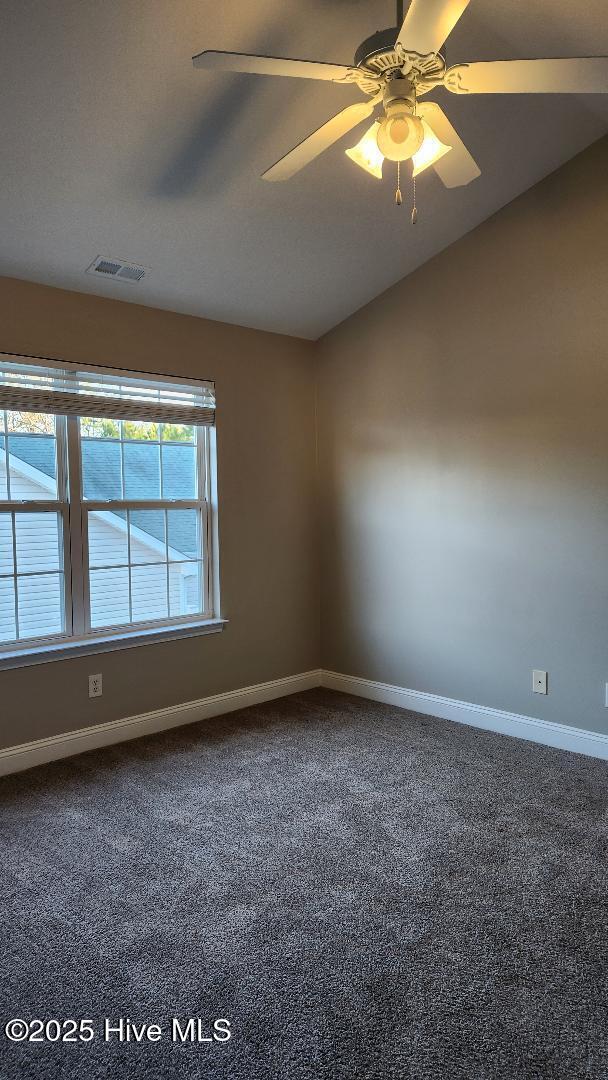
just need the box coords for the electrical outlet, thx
[88,673,103,699]
[532,669,547,695]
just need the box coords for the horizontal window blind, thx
[0,354,215,426]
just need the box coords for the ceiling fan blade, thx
[193,50,362,84]
[416,102,480,187]
[396,0,471,57]
[444,57,608,94]
[262,98,380,182]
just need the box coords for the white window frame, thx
[0,410,223,669]
[0,413,72,646]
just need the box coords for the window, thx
[0,354,217,660]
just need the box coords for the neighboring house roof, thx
[0,434,197,559]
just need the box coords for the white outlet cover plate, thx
[88,674,103,698]
[532,670,548,695]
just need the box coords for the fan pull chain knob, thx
[395,161,402,206]
[411,89,418,223]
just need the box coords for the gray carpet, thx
[1,688,608,1079]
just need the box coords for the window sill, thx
[0,618,228,671]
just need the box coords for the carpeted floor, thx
[1,688,608,1079]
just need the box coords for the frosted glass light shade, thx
[376,112,424,162]
[412,119,452,176]
[345,122,383,179]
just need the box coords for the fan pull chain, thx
[395,161,402,206]
[411,85,418,223]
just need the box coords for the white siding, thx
[89,567,130,628]
[88,558,199,629]
[0,456,56,501]
[15,513,62,573]
[0,577,16,642]
[88,511,129,568]
[17,574,63,639]
[87,511,200,628]
[0,514,12,575]
[131,564,168,623]
[0,460,65,643]
[0,505,64,644]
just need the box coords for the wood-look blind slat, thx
[0,354,215,426]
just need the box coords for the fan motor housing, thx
[354,26,401,71]
[383,81,416,110]
[354,27,447,94]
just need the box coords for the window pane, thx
[6,411,55,435]
[0,577,16,644]
[169,562,202,617]
[161,423,194,443]
[131,564,168,623]
[80,417,120,439]
[0,509,66,644]
[89,567,130,629]
[0,513,13,575]
[7,435,58,500]
[81,438,122,500]
[161,443,196,499]
[123,442,160,499]
[2,416,58,502]
[17,573,64,639]
[122,420,159,441]
[3,413,57,500]
[75,415,208,634]
[88,510,128,568]
[0,440,7,500]
[15,512,61,573]
[167,509,200,561]
[129,510,166,564]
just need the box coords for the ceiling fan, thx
[193,0,608,196]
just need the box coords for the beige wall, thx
[3,135,608,752]
[318,136,608,735]
[0,278,319,748]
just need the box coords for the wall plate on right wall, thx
[532,670,548,695]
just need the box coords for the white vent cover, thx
[86,255,148,284]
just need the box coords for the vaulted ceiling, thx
[2,0,608,338]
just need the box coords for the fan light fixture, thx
[412,119,451,176]
[345,121,384,178]
[346,117,452,181]
[376,103,424,162]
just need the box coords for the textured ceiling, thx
[1,0,608,339]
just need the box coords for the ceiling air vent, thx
[86,255,148,284]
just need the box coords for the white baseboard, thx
[3,666,607,778]
[320,670,608,761]
[0,669,323,778]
